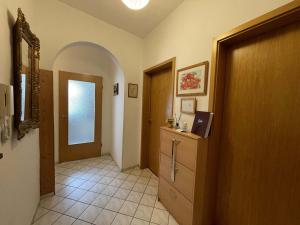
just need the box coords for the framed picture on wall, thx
[128,83,138,98]
[176,61,209,97]
[113,83,119,96]
[181,98,197,114]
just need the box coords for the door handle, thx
[0,153,3,159]
[171,138,180,182]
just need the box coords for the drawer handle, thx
[169,188,177,199]
[171,139,180,182]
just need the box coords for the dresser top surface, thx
[161,127,202,140]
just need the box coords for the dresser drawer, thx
[160,153,195,202]
[159,177,193,225]
[160,129,198,171]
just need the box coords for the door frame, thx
[140,57,176,169]
[59,70,103,162]
[203,2,300,225]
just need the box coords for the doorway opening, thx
[140,57,176,176]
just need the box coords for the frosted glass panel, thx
[68,80,96,145]
[21,74,26,121]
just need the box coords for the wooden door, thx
[59,71,102,162]
[214,17,300,225]
[39,69,55,195]
[147,66,174,175]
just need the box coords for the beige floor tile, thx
[92,194,111,208]
[65,201,89,218]
[127,191,143,203]
[79,205,102,223]
[100,176,114,184]
[33,207,49,222]
[79,191,99,204]
[134,205,153,222]
[53,215,76,225]
[102,186,118,196]
[151,209,169,225]
[39,195,64,209]
[132,183,146,193]
[112,214,133,225]
[121,181,135,190]
[116,173,129,180]
[79,181,97,190]
[144,186,158,196]
[110,179,124,188]
[126,175,139,183]
[51,198,76,213]
[105,198,125,212]
[33,211,62,225]
[69,178,86,188]
[114,188,131,200]
[140,194,156,207]
[55,186,77,197]
[94,209,117,225]
[131,218,150,225]
[154,200,166,210]
[119,201,138,216]
[168,215,179,225]
[136,177,150,185]
[67,189,87,200]
[90,183,107,193]
[73,219,92,225]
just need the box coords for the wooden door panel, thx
[40,69,55,195]
[59,71,102,162]
[149,68,173,175]
[215,21,300,225]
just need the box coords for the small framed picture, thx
[181,98,197,114]
[113,83,119,96]
[176,61,209,97]
[128,83,138,98]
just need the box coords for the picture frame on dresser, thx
[181,98,197,114]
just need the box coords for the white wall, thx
[31,0,143,169]
[53,42,125,166]
[111,62,125,169]
[143,0,292,131]
[0,1,40,225]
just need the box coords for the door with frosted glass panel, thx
[59,71,102,162]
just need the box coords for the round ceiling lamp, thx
[121,0,150,10]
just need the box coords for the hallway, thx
[33,156,177,225]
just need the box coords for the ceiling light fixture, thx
[121,0,150,10]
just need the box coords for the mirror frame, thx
[13,8,40,139]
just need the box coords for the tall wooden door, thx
[141,59,175,176]
[39,69,55,195]
[213,16,300,225]
[148,68,173,175]
[59,71,102,162]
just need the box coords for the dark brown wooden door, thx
[148,68,173,175]
[40,69,55,195]
[214,20,300,225]
[59,71,102,162]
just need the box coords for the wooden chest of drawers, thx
[159,127,209,225]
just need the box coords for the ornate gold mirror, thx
[13,8,40,139]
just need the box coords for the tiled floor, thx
[33,155,179,225]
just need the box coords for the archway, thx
[52,41,125,168]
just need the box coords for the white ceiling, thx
[59,0,184,38]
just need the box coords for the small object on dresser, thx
[182,122,188,132]
[191,111,214,138]
[166,118,174,128]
